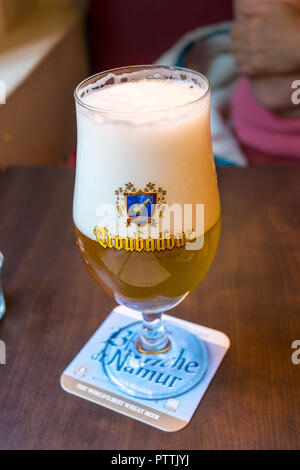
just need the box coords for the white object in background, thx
[156,22,248,167]
[0,2,84,99]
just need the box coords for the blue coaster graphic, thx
[61,306,230,432]
[103,322,208,400]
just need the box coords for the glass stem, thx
[137,313,170,353]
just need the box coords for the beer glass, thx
[73,66,221,400]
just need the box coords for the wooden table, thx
[0,167,299,450]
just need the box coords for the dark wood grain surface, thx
[0,167,299,450]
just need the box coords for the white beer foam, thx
[82,80,203,113]
[73,77,220,240]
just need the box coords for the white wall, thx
[0,0,89,167]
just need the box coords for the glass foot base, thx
[136,338,171,354]
[103,321,208,400]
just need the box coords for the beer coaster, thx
[61,306,230,432]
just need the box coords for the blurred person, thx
[181,0,300,165]
[231,0,300,165]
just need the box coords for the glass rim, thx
[74,65,211,115]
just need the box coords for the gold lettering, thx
[108,234,114,249]
[94,227,189,252]
[156,235,166,252]
[124,237,134,252]
[186,231,196,243]
[166,235,175,250]
[115,236,123,250]
[175,233,185,248]
[180,233,186,247]
[94,227,108,248]
[135,233,144,252]
[175,235,181,248]
[145,238,155,252]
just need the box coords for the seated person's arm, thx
[232,1,300,116]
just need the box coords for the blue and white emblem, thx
[125,191,157,226]
[115,182,167,227]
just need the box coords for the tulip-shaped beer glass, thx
[73,66,221,400]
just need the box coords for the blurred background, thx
[0,0,299,168]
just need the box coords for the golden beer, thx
[75,216,220,311]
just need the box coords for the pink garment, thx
[240,143,300,166]
[232,77,300,163]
